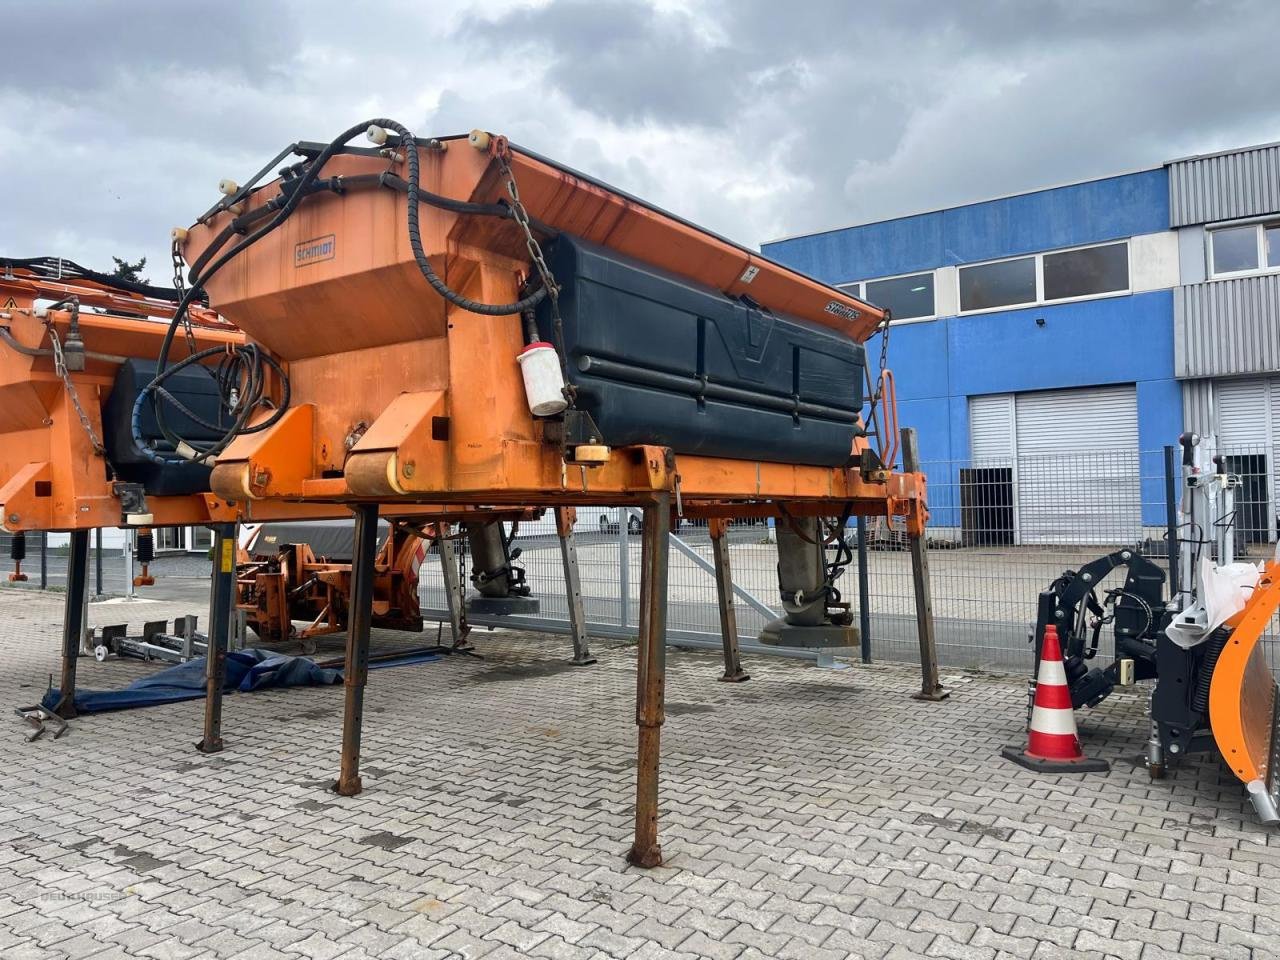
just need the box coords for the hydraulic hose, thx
[142,118,548,465]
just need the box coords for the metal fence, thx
[3,444,1277,674]
[416,445,1279,673]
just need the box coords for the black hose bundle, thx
[133,119,551,466]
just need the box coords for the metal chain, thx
[500,156,559,306]
[46,324,114,475]
[171,238,198,355]
[498,155,577,403]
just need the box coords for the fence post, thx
[856,516,871,664]
[94,528,104,598]
[39,531,47,590]
[124,529,135,599]
[618,508,630,629]
[1163,445,1180,598]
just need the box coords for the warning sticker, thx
[2,297,17,310]
[220,539,234,573]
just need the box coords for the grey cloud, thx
[1,0,1278,283]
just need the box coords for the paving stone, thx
[0,590,1276,960]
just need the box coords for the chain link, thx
[499,156,559,308]
[46,323,114,475]
[498,155,576,403]
[171,238,198,355]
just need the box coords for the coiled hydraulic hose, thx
[136,118,550,466]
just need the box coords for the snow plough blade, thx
[1210,560,1280,824]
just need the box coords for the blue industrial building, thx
[763,143,1280,546]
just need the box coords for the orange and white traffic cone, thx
[1002,625,1109,773]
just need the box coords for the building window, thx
[864,272,935,321]
[957,240,1131,314]
[838,272,935,322]
[958,257,1037,312]
[154,527,186,551]
[1042,241,1129,301]
[1209,221,1280,277]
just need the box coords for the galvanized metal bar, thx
[436,526,471,648]
[666,522,778,621]
[628,493,670,868]
[197,523,237,753]
[94,528,103,598]
[419,608,821,659]
[50,530,89,719]
[556,507,596,665]
[902,427,947,702]
[857,516,871,664]
[334,503,379,797]
[709,519,748,683]
[124,529,135,600]
[618,508,630,628]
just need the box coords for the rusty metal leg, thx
[901,427,948,702]
[556,507,596,666]
[628,494,670,868]
[197,523,236,753]
[709,519,748,683]
[436,526,471,650]
[51,530,90,720]
[334,503,379,796]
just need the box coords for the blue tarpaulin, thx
[42,648,344,715]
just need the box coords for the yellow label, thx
[220,539,234,573]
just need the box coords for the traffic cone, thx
[1001,625,1109,773]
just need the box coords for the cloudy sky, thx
[2,0,1277,282]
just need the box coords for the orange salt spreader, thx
[18,119,938,867]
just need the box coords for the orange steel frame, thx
[1,129,932,869]
[1210,560,1280,792]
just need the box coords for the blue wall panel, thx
[946,291,1174,397]
[1137,378,1184,525]
[763,168,1169,284]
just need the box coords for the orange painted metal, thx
[237,521,427,644]
[0,272,242,534]
[1209,560,1280,786]
[172,135,923,531]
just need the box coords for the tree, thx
[110,256,147,283]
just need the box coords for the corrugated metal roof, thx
[1168,143,1280,227]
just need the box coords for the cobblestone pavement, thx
[1,590,1277,959]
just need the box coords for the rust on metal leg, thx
[709,518,749,683]
[51,530,90,720]
[334,503,380,796]
[901,427,948,702]
[197,523,237,752]
[628,492,670,868]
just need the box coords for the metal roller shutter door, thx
[969,394,1015,461]
[1014,385,1141,545]
[1214,378,1278,543]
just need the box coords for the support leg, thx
[628,494,670,868]
[901,427,948,702]
[709,519,748,682]
[334,504,379,797]
[51,530,90,720]
[556,507,596,666]
[197,523,237,753]
[436,526,471,650]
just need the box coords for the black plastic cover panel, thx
[536,235,865,466]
